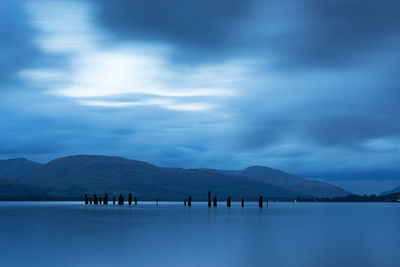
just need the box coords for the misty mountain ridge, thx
[1,155,349,200]
[217,166,349,198]
[381,185,400,196]
[0,158,42,180]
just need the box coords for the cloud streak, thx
[21,0,245,112]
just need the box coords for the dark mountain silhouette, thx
[0,155,351,200]
[298,192,400,202]
[218,166,350,197]
[0,176,46,200]
[0,158,42,180]
[18,155,304,200]
[381,185,400,196]
[301,170,400,195]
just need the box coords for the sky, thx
[1,0,400,191]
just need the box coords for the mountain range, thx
[0,155,351,200]
[381,185,400,196]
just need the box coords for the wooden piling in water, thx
[184,198,186,206]
[99,197,102,205]
[134,197,137,205]
[119,195,124,205]
[227,196,231,207]
[241,198,244,207]
[89,197,92,204]
[259,196,263,208]
[85,194,88,204]
[104,194,108,205]
[208,191,211,208]
[129,193,132,205]
[94,194,98,205]
[213,196,217,207]
[113,196,116,205]
[188,196,192,207]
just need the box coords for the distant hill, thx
[0,176,46,200]
[381,185,400,196]
[298,192,400,202]
[0,158,42,180]
[18,155,302,200]
[218,166,350,198]
[302,170,400,195]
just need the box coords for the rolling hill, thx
[381,185,400,196]
[18,155,302,200]
[218,166,350,198]
[0,158,42,180]
[0,155,351,200]
[0,176,46,200]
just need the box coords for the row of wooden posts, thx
[84,191,268,208]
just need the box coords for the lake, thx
[0,202,398,267]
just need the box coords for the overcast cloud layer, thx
[1,0,400,181]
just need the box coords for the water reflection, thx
[0,202,398,267]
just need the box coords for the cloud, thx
[1,0,400,187]
[21,0,245,112]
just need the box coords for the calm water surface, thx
[0,202,398,267]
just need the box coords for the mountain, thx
[0,176,46,200]
[302,170,400,195]
[0,158,43,180]
[381,185,400,196]
[18,155,302,200]
[218,166,350,198]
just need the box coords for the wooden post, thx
[227,196,231,207]
[184,198,186,206]
[99,197,102,205]
[104,193,108,205]
[208,191,211,208]
[113,196,116,205]
[119,195,124,205]
[259,196,263,208]
[241,198,244,207]
[89,197,92,204]
[213,196,217,207]
[85,194,88,204]
[188,196,192,207]
[94,194,98,205]
[134,197,137,206]
[129,193,132,205]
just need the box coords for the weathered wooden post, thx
[129,193,132,205]
[104,193,108,205]
[241,198,244,207]
[227,196,231,207]
[85,194,88,204]
[184,198,186,206]
[188,196,192,207]
[134,197,137,205]
[89,197,92,204]
[208,191,211,208]
[99,197,102,205]
[113,196,116,205]
[259,196,263,208]
[213,196,217,207]
[94,194,98,205]
[119,195,124,205]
